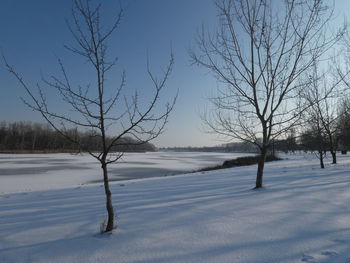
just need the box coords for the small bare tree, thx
[4,0,175,232]
[301,63,343,165]
[300,125,327,168]
[191,0,343,188]
[337,99,350,149]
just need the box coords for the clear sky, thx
[1,0,350,148]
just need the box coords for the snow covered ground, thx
[0,151,244,194]
[1,152,350,262]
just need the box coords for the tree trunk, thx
[331,150,337,164]
[31,133,36,151]
[101,163,115,232]
[319,151,325,169]
[20,132,25,150]
[255,147,267,188]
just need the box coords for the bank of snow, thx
[1,153,350,262]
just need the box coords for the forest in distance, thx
[3,108,350,156]
[0,121,156,153]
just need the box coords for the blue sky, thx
[1,0,350,147]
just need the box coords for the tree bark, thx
[31,133,36,151]
[102,163,115,232]
[331,150,337,164]
[319,151,325,168]
[255,147,267,188]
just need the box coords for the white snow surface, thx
[1,152,350,262]
[0,151,244,194]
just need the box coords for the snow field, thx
[0,151,242,194]
[0,153,350,262]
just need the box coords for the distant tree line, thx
[163,141,259,153]
[165,102,350,164]
[295,99,350,168]
[0,121,156,153]
[271,117,350,155]
[267,99,350,168]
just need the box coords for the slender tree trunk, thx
[327,134,337,164]
[101,162,115,232]
[330,150,337,164]
[255,147,267,188]
[319,151,325,168]
[20,132,25,150]
[32,134,36,151]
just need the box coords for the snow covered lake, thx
[0,151,249,194]
[1,152,350,263]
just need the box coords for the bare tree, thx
[301,63,343,165]
[191,0,343,188]
[4,0,175,232]
[337,98,350,151]
[300,67,330,169]
[335,34,350,150]
[300,125,327,168]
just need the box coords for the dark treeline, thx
[165,103,350,156]
[0,121,156,153]
[298,100,350,155]
[162,142,259,153]
[272,100,350,156]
